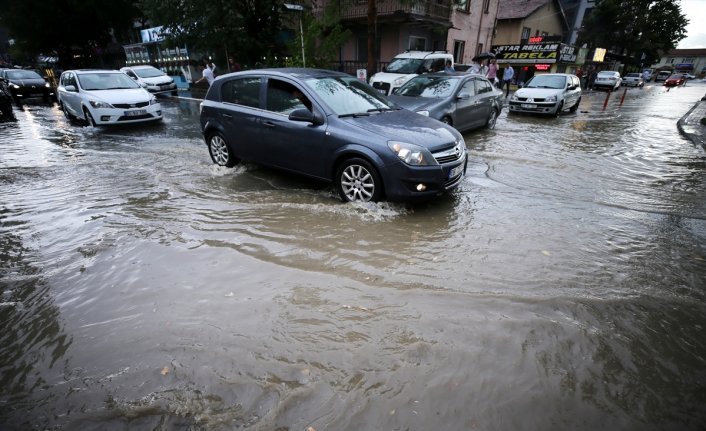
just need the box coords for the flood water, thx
[1,82,705,430]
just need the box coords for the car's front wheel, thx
[83,108,96,127]
[208,131,238,167]
[569,97,581,113]
[554,101,564,116]
[336,158,382,203]
[61,102,76,120]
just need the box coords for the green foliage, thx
[285,8,352,68]
[137,0,285,67]
[0,0,138,67]
[576,0,688,66]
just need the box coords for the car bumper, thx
[624,81,642,86]
[508,100,560,115]
[146,83,177,92]
[89,104,163,125]
[592,82,618,89]
[383,154,468,201]
[10,87,54,98]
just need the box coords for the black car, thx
[199,68,468,203]
[1,69,55,102]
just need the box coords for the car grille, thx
[513,96,548,102]
[372,82,390,94]
[432,142,464,164]
[117,114,154,121]
[113,101,150,109]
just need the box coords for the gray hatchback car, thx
[388,72,503,132]
[199,68,468,203]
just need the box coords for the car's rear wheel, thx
[61,102,76,120]
[486,108,498,129]
[83,108,96,127]
[569,97,581,113]
[208,131,238,167]
[336,158,382,203]
[441,116,452,126]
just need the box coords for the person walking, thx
[486,58,499,87]
[195,62,215,87]
[502,64,514,97]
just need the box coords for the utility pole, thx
[367,0,376,78]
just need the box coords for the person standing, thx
[502,64,514,97]
[486,58,498,87]
[444,59,455,73]
[228,57,241,73]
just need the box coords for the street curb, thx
[676,96,706,150]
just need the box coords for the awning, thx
[674,63,693,70]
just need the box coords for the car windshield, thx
[395,76,459,98]
[134,67,165,78]
[597,72,616,78]
[78,73,141,90]
[626,73,640,78]
[304,76,394,116]
[668,74,682,79]
[385,58,425,74]
[7,70,43,80]
[524,75,567,89]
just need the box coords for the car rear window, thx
[221,77,261,108]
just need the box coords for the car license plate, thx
[377,89,386,94]
[124,109,147,116]
[448,164,464,179]
[521,103,536,109]
[160,85,171,90]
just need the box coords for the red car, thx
[664,74,685,87]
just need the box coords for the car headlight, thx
[89,100,113,109]
[44,82,51,88]
[510,94,519,101]
[10,83,19,89]
[393,76,407,86]
[149,96,158,105]
[416,110,430,116]
[388,141,436,166]
[545,95,557,102]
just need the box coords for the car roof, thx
[224,68,350,80]
[393,51,452,59]
[63,69,123,74]
[124,65,159,70]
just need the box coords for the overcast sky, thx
[676,0,706,49]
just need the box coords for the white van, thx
[369,51,454,95]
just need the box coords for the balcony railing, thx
[335,0,452,22]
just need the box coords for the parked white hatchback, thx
[57,69,162,126]
[508,73,582,116]
[120,65,176,92]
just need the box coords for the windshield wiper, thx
[367,107,397,113]
[339,112,371,118]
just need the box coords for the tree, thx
[138,0,285,68]
[0,0,139,68]
[284,5,352,69]
[576,0,688,67]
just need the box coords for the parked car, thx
[592,71,622,91]
[199,68,467,203]
[622,72,644,87]
[120,65,176,92]
[1,68,55,102]
[57,69,162,126]
[0,78,13,115]
[664,74,686,87]
[369,51,454,95]
[508,73,581,116]
[654,71,672,82]
[388,72,503,132]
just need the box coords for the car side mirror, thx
[65,85,77,92]
[457,92,471,100]
[289,108,323,125]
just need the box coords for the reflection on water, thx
[1,89,705,429]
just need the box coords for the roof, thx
[665,48,706,57]
[498,0,554,20]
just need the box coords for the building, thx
[491,0,576,84]
[447,0,501,65]
[650,48,706,78]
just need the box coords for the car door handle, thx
[262,121,275,128]
[221,113,232,118]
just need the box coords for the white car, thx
[369,51,454,95]
[57,69,162,126]
[508,73,582,116]
[592,71,622,91]
[120,65,176,92]
[622,72,644,87]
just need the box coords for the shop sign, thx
[559,45,577,63]
[535,64,551,71]
[492,44,560,64]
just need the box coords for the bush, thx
[700,117,706,126]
